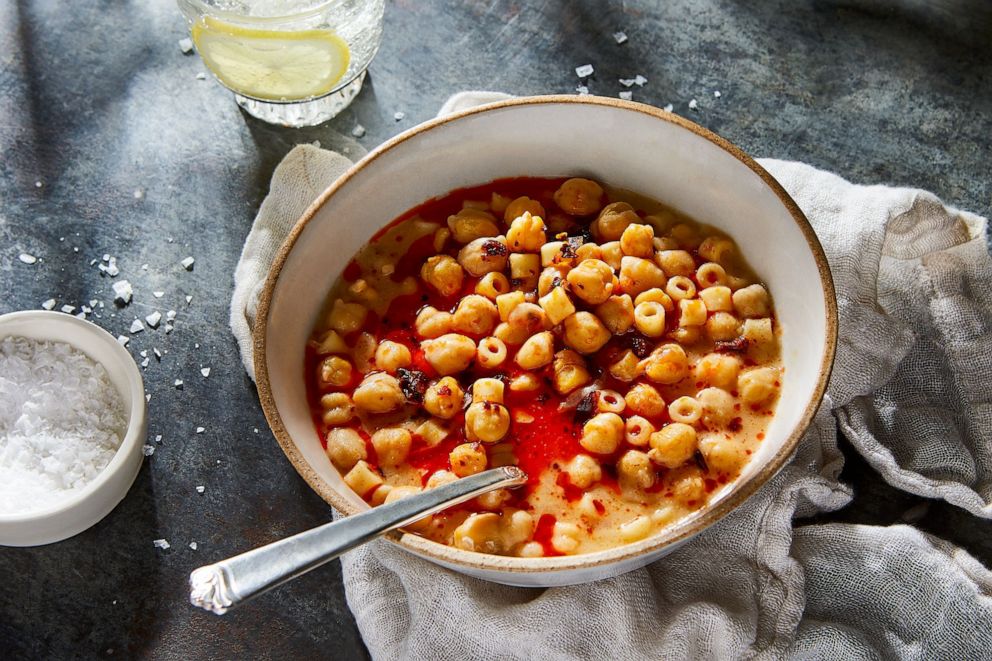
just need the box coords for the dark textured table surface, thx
[2,0,990,658]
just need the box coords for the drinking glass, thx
[177,0,385,127]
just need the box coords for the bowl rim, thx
[0,310,147,524]
[253,94,838,574]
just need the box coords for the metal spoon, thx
[189,466,527,614]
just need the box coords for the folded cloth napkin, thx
[230,92,992,659]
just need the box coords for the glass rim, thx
[180,0,345,24]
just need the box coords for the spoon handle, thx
[189,466,526,614]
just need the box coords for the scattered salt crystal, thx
[351,124,366,138]
[393,111,405,121]
[575,63,594,78]
[200,367,210,378]
[174,379,183,389]
[575,85,590,95]
[75,312,86,320]
[196,485,205,493]
[166,310,177,321]
[195,72,206,80]
[112,280,133,305]
[145,393,151,402]
[663,103,674,112]
[117,335,129,346]
[0,337,127,514]
[634,75,647,86]
[189,542,198,551]
[18,253,37,265]
[185,295,193,305]
[196,427,205,434]
[619,91,633,101]
[714,90,722,98]
[619,78,636,87]
[82,306,92,314]
[133,189,144,200]
[140,358,149,368]
[41,299,56,310]
[165,324,174,334]
[153,348,162,361]
[194,343,200,350]
[145,311,162,328]
[253,428,259,434]
[180,256,195,270]
[142,445,155,456]
[154,434,162,443]
[102,254,111,262]
[140,350,148,358]
[153,539,170,550]
[178,37,193,54]
[60,305,75,314]
[129,319,144,334]
[153,291,164,298]
[613,31,628,44]
[89,299,98,307]
[688,99,699,110]
[34,181,42,188]
[141,264,148,271]
[99,257,120,277]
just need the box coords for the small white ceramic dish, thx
[255,96,837,586]
[0,310,147,546]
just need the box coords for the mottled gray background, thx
[1,0,990,658]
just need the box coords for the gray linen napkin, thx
[230,92,992,660]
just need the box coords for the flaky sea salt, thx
[688,98,699,110]
[178,37,193,54]
[129,319,144,334]
[613,31,628,44]
[18,253,37,265]
[180,256,195,270]
[153,539,170,549]
[196,485,205,493]
[575,64,594,78]
[41,299,56,311]
[112,280,133,305]
[189,542,198,551]
[0,337,127,515]
[142,445,155,456]
[200,367,210,378]
[145,311,162,328]
[351,124,366,138]
[619,91,633,101]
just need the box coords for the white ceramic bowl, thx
[255,96,836,586]
[0,311,147,546]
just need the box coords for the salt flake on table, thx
[351,124,366,138]
[153,291,164,298]
[613,31,628,44]
[195,72,206,80]
[634,75,647,86]
[41,299,56,310]
[140,358,149,368]
[145,311,162,328]
[129,319,144,333]
[575,85,590,95]
[153,539,170,550]
[165,324,174,334]
[393,111,405,121]
[189,542,198,551]
[142,445,155,456]
[18,253,37,265]
[178,37,193,54]
[153,348,162,360]
[140,350,148,358]
[575,64,594,78]
[663,103,674,112]
[166,310,177,321]
[154,434,162,443]
[174,379,183,389]
[196,485,205,493]
[180,256,195,270]
[688,98,699,110]
[117,335,129,346]
[619,78,635,88]
[200,367,210,378]
[714,90,722,98]
[619,91,633,101]
[112,280,132,305]
[61,305,75,314]
[185,295,193,305]
[133,189,144,200]
[196,427,205,434]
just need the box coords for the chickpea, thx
[383,486,433,531]
[453,512,504,554]
[642,343,689,384]
[420,254,464,297]
[595,294,635,335]
[575,242,603,262]
[453,294,499,336]
[695,353,741,390]
[553,178,604,216]
[669,223,703,249]
[538,266,567,297]
[698,434,748,474]
[553,349,592,393]
[609,349,642,382]
[476,272,511,300]
[449,442,488,477]
[351,332,377,374]
[504,196,546,223]
[504,509,536,547]
[447,207,500,243]
[566,259,615,305]
[506,211,547,252]
[625,383,666,418]
[564,454,602,489]
[620,223,655,258]
[732,284,771,318]
[325,427,366,471]
[415,306,454,339]
[374,341,412,374]
[550,521,582,554]
[593,202,640,241]
[619,256,667,296]
[327,299,368,335]
[491,192,511,215]
[472,377,505,404]
[577,493,604,520]
[669,466,706,505]
[655,250,696,278]
[706,312,741,341]
[458,236,509,276]
[698,236,736,263]
[311,329,348,355]
[494,321,528,346]
[648,423,697,468]
[517,541,545,558]
[320,392,355,426]
[625,415,655,446]
[508,302,550,336]
[318,355,353,388]
[515,331,555,370]
[371,427,413,466]
[633,300,667,337]
[465,401,511,443]
[580,412,624,454]
[599,241,623,270]
[423,376,465,419]
[352,372,406,413]
[422,333,476,375]
[617,450,656,490]
[510,372,542,392]
[738,367,781,405]
[476,336,508,369]
[697,387,736,428]
[433,226,451,253]
[618,515,653,543]
[426,469,458,489]
[679,299,708,327]
[476,488,512,511]
[562,311,611,354]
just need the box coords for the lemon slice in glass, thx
[191,16,351,102]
